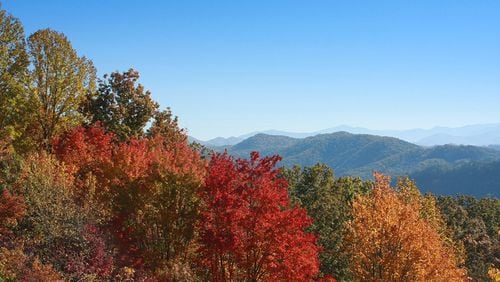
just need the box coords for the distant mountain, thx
[187,136,203,144]
[203,136,243,146]
[417,131,500,146]
[487,145,500,152]
[229,134,300,156]
[215,132,500,196]
[192,123,500,147]
[193,130,314,147]
[411,160,500,197]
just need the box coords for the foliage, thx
[346,172,467,281]
[0,141,23,191]
[284,164,370,280]
[147,108,187,143]
[0,247,63,281]
[54,124,206,278]
[437,195,500,281]
[0,189,25,247]
[489,266,500,282]
[14,153,113,279]
[0,8,29,149]
[0,5,497,281]
[224,133,500,196]
[52,123,115,204]
[27,28,96,149]
[82,68,159,141]
[198,152,321,281]
[108,135,206,273]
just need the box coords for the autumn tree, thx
[27,28,96,149]
[82,68,159,141]
[108,136,205,274]
[396,177,466,268]
[53,123,206,278]
[14,153,113,279]
[0,146,61,281]
[0,140,25,248]
[147,108,186,143]
[0,140,22,193]
[198,152,321,281]
[284,164,370,280]
[52,123,115,201]
[0,8,29,149]
[346,173,467,281]
[0,248,63,282]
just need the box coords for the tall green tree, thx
[82,68,159,141]
[284,164,371,280]
[0,8,29,147]
[27,28,95,149]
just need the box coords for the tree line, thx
[0,7,498,281]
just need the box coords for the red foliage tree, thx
[52,123,114,182]
[53,124,206,277]
[64,224,114,279]
[198,152,321,281]
[0,189,25,246]
[108,135,206,272]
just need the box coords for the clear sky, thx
[3,0,500,140]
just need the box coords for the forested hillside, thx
[219,133,500,196]
[411,160,500,196]
[489,145,500,151]
[0,7,498,281]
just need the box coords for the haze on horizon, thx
[5,0,500,140]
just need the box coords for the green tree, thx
[437,196,500,281]
[0,7,29,149]
[284,164,371,280]
[82,68,159,141]
[27,28,96,149]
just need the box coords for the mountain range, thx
[202,132,500,197]
[191,123,500,147]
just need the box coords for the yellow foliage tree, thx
[396,177,466,268]
[346,172,467,281]
[489,266,500,282]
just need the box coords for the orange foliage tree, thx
[197,152,321,281]
[346,172,467,281]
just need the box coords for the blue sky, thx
[4,0,500,140]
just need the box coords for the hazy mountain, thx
[216,132,500,196]
[193,123,500,147]
[417,132,500,146]
[488,145,500,151]
[203,136,243,146]
[411,160,500,197]
[187,136,203,144]
[194,130,313,146]
[223,132,499,175]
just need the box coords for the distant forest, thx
[0,7,498,281]
[218,133,500,197]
